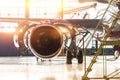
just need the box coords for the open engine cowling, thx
[28,24,63,58]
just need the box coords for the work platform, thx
[0,56,119,80]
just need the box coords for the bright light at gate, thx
[0,0,24,8]
[2,27,16,33]
[0,22,17,33]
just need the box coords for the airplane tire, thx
[66,50,73,64]
[77,50,83,64]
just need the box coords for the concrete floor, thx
[0,56,120,80]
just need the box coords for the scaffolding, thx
[82,0,120,80]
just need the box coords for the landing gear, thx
[66,50,73,64]
[66,49,83,64]
[77,50,83,64]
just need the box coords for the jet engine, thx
[14,20,72,59]
[28,24,63,58]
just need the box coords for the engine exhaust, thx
[28,24,63,59]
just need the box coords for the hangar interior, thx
[0,0,120,80]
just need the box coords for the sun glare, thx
[0,22,17,33]
[0,0,25,8]
[30,0,61,8]
[29,0,62,17]
[0,27,16,33]
[0,0,98,19]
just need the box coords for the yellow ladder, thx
[82,6,120,80]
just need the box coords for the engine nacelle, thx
[14,20,73,59]
[28,24,63,59]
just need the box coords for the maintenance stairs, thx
[82,0,120,80]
